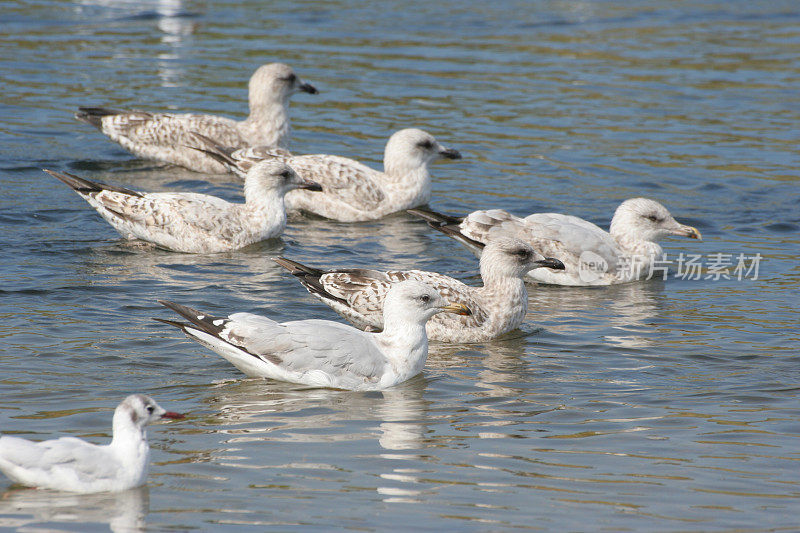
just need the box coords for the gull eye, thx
[146,405,155,414]
[645,214,661,222]
[419,294,431,303]
[417,140,434,150]
[280,169,292,179]
[282,73,297,84]
[513,248,530,258]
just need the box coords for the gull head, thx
[245,160,322,197]
[383,280,471,324]
[610,198,702,243]
[384,128,461,176]
[481,238,566,279]
[115,394,184,431]
[249,63,318,107]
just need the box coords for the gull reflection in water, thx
[69,210,436,295]
[74,0,197,87]
[528,281,665,349]
[426,335,566,440]
[201,377,432,504]
[202,378,429,451]
[373,380,443,504]
[79,239,289,293]
[151,0,197,88]
[375,380,430,451]
[0,486,148,533]
[284,213,433,267]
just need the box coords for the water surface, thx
[1,0,799,530]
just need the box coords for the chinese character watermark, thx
[576,252,762,282]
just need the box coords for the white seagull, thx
[75,63,317,173]
[0,395,183,494]
[409,198,702,286]
[157,280,471,390]
[45,161,321,253]
[190,128,462,221]
[273,238,565,343]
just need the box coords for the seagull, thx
[75,63,317,173]
[190,128,462,221]
[156,280,471,390]
[45,160,321,253]
[408,198,702,286]
[0,395,183,494]
[273,238,565,343]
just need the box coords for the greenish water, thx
[1,0,799,530]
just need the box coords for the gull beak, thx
[673,224,702,240]
[161,411,185,420]
[441,302,471,316]
[438,147,462,160]
[299,82,318,95]
[532,257,565,270]
[298,179,323,191]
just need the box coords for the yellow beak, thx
[441,302,472,316]
[672,223,702,240]
[684,225,702,240]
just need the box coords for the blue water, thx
[1,0,799,530]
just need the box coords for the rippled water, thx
[1,0,799,530]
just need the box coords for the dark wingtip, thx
[157,300,197,320]
[157,300,229,339]
[184,132,236,166]
[45,168,143,197]
[272,257,322,277]
[272,257,350,306]
[437,225,486,250]
[406,207,463,226]
[406,208,485,251]
[44,168,95,192]
[74,107,120,129]
[272,256,299,272]
[152,316,187,330]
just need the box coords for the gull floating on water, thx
[409,198,701,286]
[191,128,462,221]
[75,63,317,173]
[45,161,321,253]
[273,238,565,343]
[0,395,183,494]
[157,280,471,390]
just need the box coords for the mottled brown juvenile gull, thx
[75,63,317,173]
[191,128,461,221]
[409,198,701,286]
[45,161,321,253]
[157,281,471,391]
[0,395,183,494]
[273,238,565,343]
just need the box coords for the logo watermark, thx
[577,252,762,282]
[577,250,609,283]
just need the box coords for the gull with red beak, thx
[0,395,183,493]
